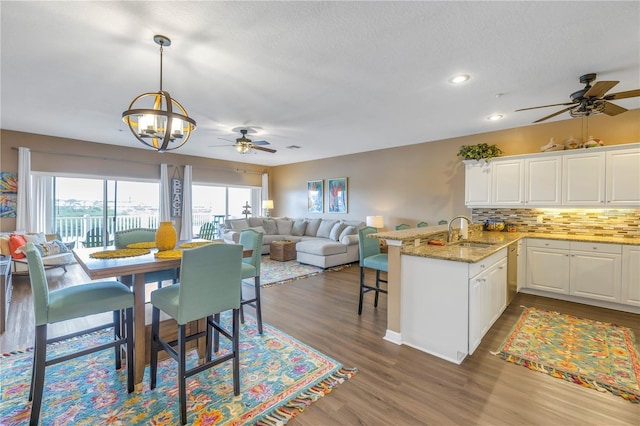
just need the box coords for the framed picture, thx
[307,180,323,213]
[328,177,347,213]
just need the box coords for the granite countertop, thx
[371,227,640,264]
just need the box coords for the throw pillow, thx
[247,226,266,234]
[276,219,294,235]
[329,222,347,241]
[248,217,264,227]
[229,219,249,231]
[316,219,339,239]
[0,235,10,256]
[262,219,278,235]
[339,225,357,240]
[25,232,47,244]
[291,219,307,236]
[9,234,27,259]
[304,218,322,237]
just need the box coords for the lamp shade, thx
[262,200,274,209]
[366,215,384,228]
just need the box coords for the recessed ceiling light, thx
[448,74,470,84]
[487,114,504,121]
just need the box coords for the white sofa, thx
[221,217,364,268]
[0,232,74,274]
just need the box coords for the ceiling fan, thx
[516,73,640,123]
[210,129,277,154]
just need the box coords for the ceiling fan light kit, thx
[122,35,196,152]
[516,73,640,123]
[212,128,277,154]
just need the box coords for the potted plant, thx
[457,143,503,162]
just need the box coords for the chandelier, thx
[122,35,196,152]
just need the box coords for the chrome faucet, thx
[447,215,473,243]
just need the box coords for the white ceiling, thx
[1,1,639,167]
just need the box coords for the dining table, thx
[73,240,251,391]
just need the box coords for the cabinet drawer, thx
[468,248,507,278]
[526,239,571,250]
[570,241,622,254]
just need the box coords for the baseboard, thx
[383,329,402,345]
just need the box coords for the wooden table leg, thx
[133,274,146,391]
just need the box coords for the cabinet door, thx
[526,247,570,294]
[488,258,507,326]
[492,160,524,205]
[570,251,621,302]
[525,156,561,205]
[465,161,491,206]
[621,246,640,306]
[562,151,605,205]
[606,148,640,206]
[468,273,487,355]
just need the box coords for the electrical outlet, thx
[536,215,544,224]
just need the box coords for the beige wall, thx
[2,110,639,232]
[271,109,640,230]
[0,130,270,232]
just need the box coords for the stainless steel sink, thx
[450,241,494,249]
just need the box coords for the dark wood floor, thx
[2,263,639,425]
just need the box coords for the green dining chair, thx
[395,224,410,230]
[25,243,134,426]
[417,221,429,228]
[358,226,389,315]
[239,229,264,334]
[114,228,178,289]
[149,243,243,425]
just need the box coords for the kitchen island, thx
[371,225,639,364]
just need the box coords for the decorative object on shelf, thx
[540,137,564,152]
[564,136,579,150]
[506,223,517,233]
[122,35,196,152]
[307,180,323,213]
[582,136,604,148]
[242,201,252,218]
[484,220,505,232]
[262,200,274,217]
[328,177,348,213]
[457,143,503,162]
[155,221,177,251]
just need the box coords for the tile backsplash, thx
[471,208,640,238]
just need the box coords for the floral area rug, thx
[494,306,640,402]
[0,314,356,425]
[253,256,351,288]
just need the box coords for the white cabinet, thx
[468,255,507,355]
[464,160,491,206]
[492,160,524,205]
[562,151,605,205]
[525,156,562,205]
[526,239,571,294]
[569,242,621,302]
[621,245,640,306]
[606,148,640,206]
[516,239,526,291]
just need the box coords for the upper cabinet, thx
[464,143,639,208]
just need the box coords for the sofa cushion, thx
[339,225,357,240]
[291,219,307,236]
[229,219,249,231]
[316,219,339,239]
[33,240,70,257]
[0,235,10,256]
[248,217,265,227]
[304,218,322,237]
[247,226,266,234]
[276,219,294,235]
[263,219,278,235]
[296,239,348,256]
[329,222,347,241]
[25,232,47,244]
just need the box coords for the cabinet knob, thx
[498,266,504,270]
[593,246,597,250]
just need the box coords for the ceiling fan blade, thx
[584,81,619,98]
[252,145,277,153]
[533,106,576,123]
[602,101,628,116]
[208,144,234,148]
[217,137,235,142]
[605,89,640,100]
[252,140,270,146]
[515,102,574,112]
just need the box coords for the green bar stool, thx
[395,224,410,230]
[358,226,389,314]
[25,243,134,426]
[239,229,264,334]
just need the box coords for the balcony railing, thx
[55,213,218,247]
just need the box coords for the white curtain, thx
[261,172,269,216]
[159,163,171,222]
[31,175,54,233]
[179,165,193,240]
[16,147,32,232]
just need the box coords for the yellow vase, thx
[155,221,177,251]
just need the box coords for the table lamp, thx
[262,200,274,217]
[366,215,384,229]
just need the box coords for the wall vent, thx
[286,145,302,149]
